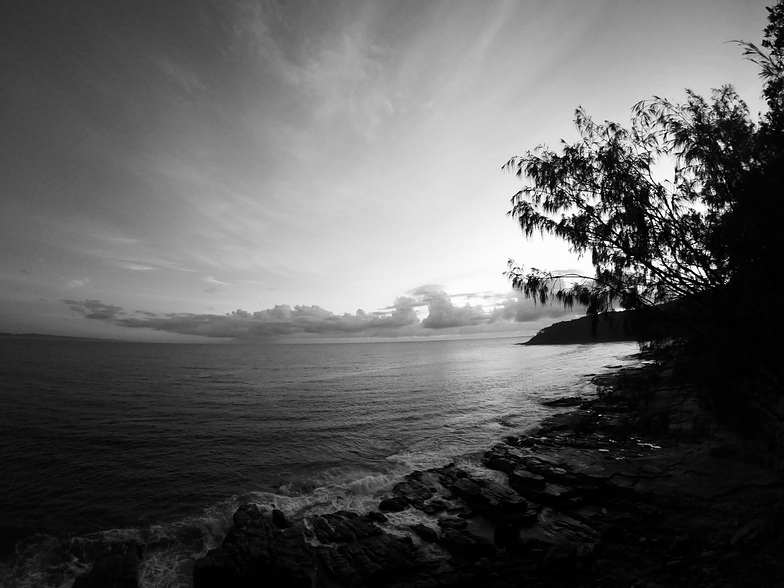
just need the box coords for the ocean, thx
[0,335,639,587]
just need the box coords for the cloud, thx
[62,284,578,340]
[229,1,393,140]
[64,299,124,321]
[63,277,91,289]
[62,298,422,339]
[487,295,574,323]
[125,264,156,271]
[420,289,486,329]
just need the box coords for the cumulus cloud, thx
[62,299,422,339]
[420,289,486,329]
[487,295,574,323]
[62,285,579,340]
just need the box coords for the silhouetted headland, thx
[523,312,644,345]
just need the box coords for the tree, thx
[505,2,784,435]
[504,85,755,319]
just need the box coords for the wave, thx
[0,463,413,588]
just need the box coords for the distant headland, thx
[524,311,647,345]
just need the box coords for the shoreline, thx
[69,357,784,587]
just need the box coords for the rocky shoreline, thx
[74,360,784,587]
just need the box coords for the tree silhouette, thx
[506,2,784,432]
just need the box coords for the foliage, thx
[505,85,756,319]
[505,2,784,434]
[506,4,782,320]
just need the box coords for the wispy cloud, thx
[62,283,575,340]
[64,299,123,320]
[63,277,91,289]
[231,1,394,140]
[125,264,156,271]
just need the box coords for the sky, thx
[0,0,772,342]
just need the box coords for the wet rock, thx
[72,543,140,588]
[193,506,315,588]
[441,530,496,559]
[316,544,354,581]
[420,497,450,515]
[437,517,468,531]
[351,534,423,582]
[272,508,289,529]
[367,510,388,524]
[448,477,528,517]
[312,512,382,543]
[379,496,409,512]
[508,467,546,491]
[410,523,440,543]
[393,473,439,508]
[481,454,517,473]
[541,483,574,505]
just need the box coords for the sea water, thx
[0,336,639,587]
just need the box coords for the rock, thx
[482,454,517,473]
[379,496,409,512]
[428,498,449,512]
[508,467,546,491]
[311,512,382,543]
[438,517,468,530]
[333,533,423,583]
[441,530,496,559]
[448,477,529,517]
[542,543,578,567]
[393,474,438,508]
[542,483,574,504]
[118,546,140,588]
[72,544,140,588]
[494,523,519,546]
[272,508,289,529]
[232,502,260,526]
[367,510,388,523]
[193,505,315,588]
[411,523,440,543]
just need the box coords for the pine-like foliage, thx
[506,2,784,432]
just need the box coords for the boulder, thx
[367,510,388,523]
[193,505,315,588]
[392,474,437,508]
[437,517,468,531]
[272,508,289,529]
[379,497,409,512]
[410,523,440,543]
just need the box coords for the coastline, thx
[69,357,784,587]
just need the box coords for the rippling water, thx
[0,336,638,587]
